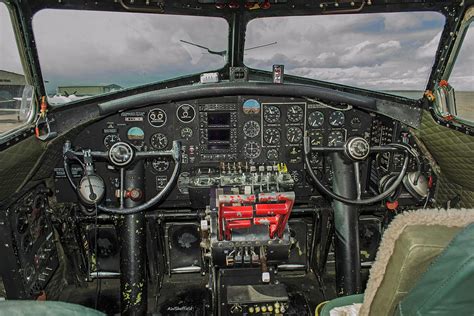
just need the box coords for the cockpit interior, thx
[0,0,473,315]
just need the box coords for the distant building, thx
[0,70,26,108]
[58,84,122,97]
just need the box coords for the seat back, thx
[396,222,474,315]
[360,209,474,316]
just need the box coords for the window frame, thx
[0,1,37,140]
[438,7,474,127]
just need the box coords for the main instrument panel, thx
[54,96,406,208]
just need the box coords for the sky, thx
[1,3,473,96]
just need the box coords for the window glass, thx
[33,9,228,105]
[0,3,34,135]
[448,22,474,123]
[245,12,445,98]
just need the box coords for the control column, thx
[330,153,361,295]
[118,162,147,315]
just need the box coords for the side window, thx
[0,3,35,136]
[444,18,474,124]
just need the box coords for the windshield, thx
[33,9,228,105]
[245,12,445,98]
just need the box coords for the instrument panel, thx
[54,96,402,208]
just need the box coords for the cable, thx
[93,202,101,310]
[303,96,353,111]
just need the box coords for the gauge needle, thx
[332,120,337,125]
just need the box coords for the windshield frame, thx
[4,0,467,111]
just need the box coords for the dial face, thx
[309,130,324,146]
[243,120,260,138]
[178,172,190,194]
[286,126,303,143]
[310,152,322,165]
[148,108,167,127]
[267,149,279,160]
[308,111,324,128]
[288,146,302,163]
[264,128,281,145]
[243,99,261,114]
[290,170,302,183]
[328,130,345,147]
[263,105,281,124]
[127,127,145,147]
[329,111,345,127]
[287,105,304,123]
[350,116,362,128]
[103,134,120,149]
[150,133,168,150]
[151,157,170,172]
[180,127,193,140]
[176,104,196,123]
[243,141,261,159]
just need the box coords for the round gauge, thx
[150,133,168,150]
[286,126,303,143]
[329,111,345,127]
[267,149,279,160]
[243,120,260,138]
[290,170,302,183]
[148,108,167,127]
[104,134,120,149]
[127,127,145,147]
[328,130,345,147]
[180,127,193,140]
[264,128,281,145]
[309,130,324,146]
[178,172,190,194]
[287,105,304,123]
[243,99,261,114]
[176,104,195,123]
[288,146,303,163]
[151,157,170,172]
[310,152,322,165]
[263,105,281,124]
[350,116,362,128]
[308,111,324,128]
[243,141,261,159]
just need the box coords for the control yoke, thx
[303,136,413,205]
[62,140,182,214]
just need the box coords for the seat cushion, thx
[360,209,474,316]
[320,294,364,316]
[396,223,474,316]
[0,301,105,316]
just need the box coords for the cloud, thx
[1,6,472,95]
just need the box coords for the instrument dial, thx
[151,157,170,172]
[290,170,302,183]
[267,149,279,160]
[287,105,304,123]
[243,141,261,159]
[328,130,345,147]
[150,133,168,150]
[308,111,324,128]
[264,128,281,145]
[350,116,362,128]
[103,134,120,149]
[243,120,260,138]
[176,104,195,123]
[309,130,324,146]
[263,105,281,124]
[286,127,303,143]
[329,111,345,127]
[180,127,193,140]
